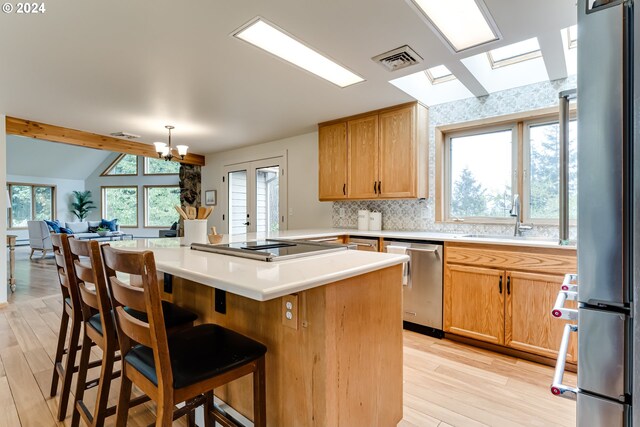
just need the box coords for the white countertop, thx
[110,238,409,301]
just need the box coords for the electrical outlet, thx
[282,294,298,330]
[289,207,294,216]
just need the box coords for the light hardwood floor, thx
[2,246,577,426]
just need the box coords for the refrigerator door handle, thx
[551,323,579,400]
[552,290,579,320]
[561,273,578,292]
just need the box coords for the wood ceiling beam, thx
[5,117,206,166]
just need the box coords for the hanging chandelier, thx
[153,125,188,161]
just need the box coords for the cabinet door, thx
[378,106,415,198]
[444,265,505,345]
[348,115,378,199]
[318,123,348,200]
[505,271,578,362]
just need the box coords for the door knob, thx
[243,222,250,226]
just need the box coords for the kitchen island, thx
[111,237,408,427]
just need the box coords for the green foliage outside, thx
[146,187,180,227]
[34,187,53,220]
[10,185,32,227]
[71,190,96,221]
[145,157,180,174]
[107,154,137,175]
[104,187,137,226]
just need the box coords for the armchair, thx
[27,220,53,258]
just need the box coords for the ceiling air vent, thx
[109,131,141,139]
[372,45,423,71]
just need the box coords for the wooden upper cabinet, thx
[318,122,348,200]
[317,102,428,201]
[348,115,379,199]
[505,271,578,362]
[444,264,505,345]
[378,106,416,198]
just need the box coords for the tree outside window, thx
[102,187,138,226]
[8,184,55,228]
[144,186,180,227]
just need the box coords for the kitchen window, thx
[144,186,180,227]
[7,183,55,228]
[101,186,138,227]
[437,108,577,224]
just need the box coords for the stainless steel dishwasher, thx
[384,239,443,338]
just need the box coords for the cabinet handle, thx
[499,275,503,294]
[378,181,382,194]
[374,182,377,194]
[343,183,346,195]
[507,276,511,295]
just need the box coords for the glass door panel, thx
[255,166,280,233]
[228,169,249,235]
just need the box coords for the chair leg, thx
[155,391,174,427]
[91,345,116,427]
[50,309,69,397]
[70,334,92,427]
[115,370,133,427]
[41,249,47,259]
[57,316,81,421]
[204,391,214,427]
[253,356,267,427]
[29,248,35,259]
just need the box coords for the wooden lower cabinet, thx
[444,243,578,362]
[444,265,505,345]
[505,271,578,362]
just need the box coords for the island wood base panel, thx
[166,265,403,427]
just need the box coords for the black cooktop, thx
[191,239,348,261]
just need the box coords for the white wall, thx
[85,153,179,237]
[7,174,85,241]
[1,115,7,304]
[202,131,332,233]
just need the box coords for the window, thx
[487,37,542,69]
[425,65,456,85]
[144,186,180,227]
[7,183,55,228]
[447,127,515,219]
[102,154,138,176]
[438,109,578,223]
[101,186,138,227]
[144,157,180,175]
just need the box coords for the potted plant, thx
[96,226,109,237]
[71,190,96,221]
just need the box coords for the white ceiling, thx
[7,136,111,180]
[0,0,577,155]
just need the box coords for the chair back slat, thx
[101,244,172,387]
[109,278,146,312]
[51,234,81,309]
[115,307,153,348]
[67,238,116,341]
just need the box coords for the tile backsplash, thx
[331,76,578,240]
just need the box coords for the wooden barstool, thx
[65,238,199,427]
[50,233,100,421]
[101,244,267,427]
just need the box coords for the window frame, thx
[101,185,139,228]
[435,106,577,225]
[143,156,181,176]
[443,124,518,223]
[7,182,56,229]
[100,153,139,177]
[143,185,181,228]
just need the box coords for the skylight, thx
[407,0,500,52]
[565,25,577,49]
[390,70,473,107]
[425,65,456,84]
[233,18,364,88]
[487,37,541,69]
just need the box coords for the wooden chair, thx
[49,233,100,421]
[101,244,267,427]
[65,238,199,427]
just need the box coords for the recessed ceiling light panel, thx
[407,0,500,53]
[233,18,364,88]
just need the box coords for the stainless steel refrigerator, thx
[552,0,635,425]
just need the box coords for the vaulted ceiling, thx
[0,0,576,154]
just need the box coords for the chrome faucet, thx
[509,194,533,237]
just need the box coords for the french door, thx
[224,157,287,234]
